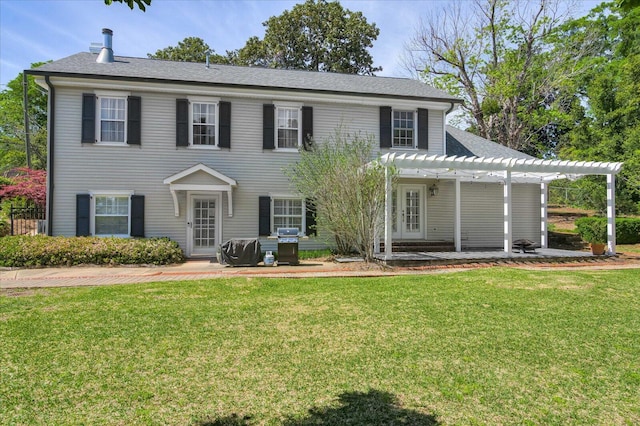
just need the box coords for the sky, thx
[0,0,599,90]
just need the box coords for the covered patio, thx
[375,153,623,263]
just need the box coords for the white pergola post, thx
[454,178,461,252]
[504,170,513,255]
[540,182,548,248]
[384,166,393,259]
[607,173,616,255]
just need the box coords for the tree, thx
[104,0,151,11]
[406,0,580,156]
[285,127,392,261]
[0,168,47,207]
[0,63,49,173]
[148,37,229,63]
[233,0,381,74]
[554,3,640,214]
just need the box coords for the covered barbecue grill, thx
[276,227,300,265]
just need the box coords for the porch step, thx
[380,240,455,252]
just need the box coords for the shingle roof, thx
[30,52,462,103]
[446,125,534,159]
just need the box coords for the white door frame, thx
[393,184,426,240]
[186,191,222,258]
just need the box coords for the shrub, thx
[575,217,607,244]
[574,217,640,244]
[616,218,640,244]
[0,236,184,268]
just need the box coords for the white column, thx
[384,166,393,259]
[540,182,548,248]
[607,173,616,255]
[504,170,512,255]
[454,178,461,252]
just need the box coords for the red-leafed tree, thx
[0,168,46,207]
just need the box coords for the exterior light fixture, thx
[429,183,439,197]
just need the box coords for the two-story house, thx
[27,29,622,259]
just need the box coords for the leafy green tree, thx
[285,127,392,261]
[0,63,49,173]
[406,0,580,156]
[148,37,229,63]
[104,0,151,12]
[233,0,380,74]
[555,3,640,213]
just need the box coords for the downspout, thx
[44,76,55,236]
[445,102,456,115]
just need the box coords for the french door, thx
[392,185,425,239]
[187,193,220,257]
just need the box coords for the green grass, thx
[618,244,640,255]
[2,269,640,425]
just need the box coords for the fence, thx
[10,204,46,236]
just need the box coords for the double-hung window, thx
[91,192,133,237]
[98,95,127,143]
[276,105,301,149]
[393,110,416,148]
[191,101,217,146]
[272,197,304,232]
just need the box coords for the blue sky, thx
[1,0,598,89]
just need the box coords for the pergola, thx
[377,153,623,258]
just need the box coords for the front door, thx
[393,185,425,239]
[187,193,220,257]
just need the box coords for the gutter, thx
[44,76,55,236]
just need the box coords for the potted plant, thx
[575,217,608,255]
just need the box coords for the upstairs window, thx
[98,96,127,143]
[82,92,140,145]
[276,106,301,149]
[191,102,217,146]
[393,110,415,148]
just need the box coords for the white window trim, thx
[88,190,134,237]
[392,108,418,150]
[269,194,306,235]
[188,96,220,149]
[94,90,131,145]
[274,103,302,152]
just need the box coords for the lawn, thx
[1,269,639,425]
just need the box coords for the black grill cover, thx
[220,238,262,267]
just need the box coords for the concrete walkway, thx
[1,256,638,290]
[0,259,397,289]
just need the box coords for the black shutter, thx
[302,106,313,150]
[130,195,145,237]
[176,98,189,147]
[380,106,392,148]
[127,96,142,145]
[81,93,96,143]
[219,101,231,148]
[76,194,91,236]
[305,200,317,237]
[263,104,275,150]
[417,108,428,150]
[259,196,271,236]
